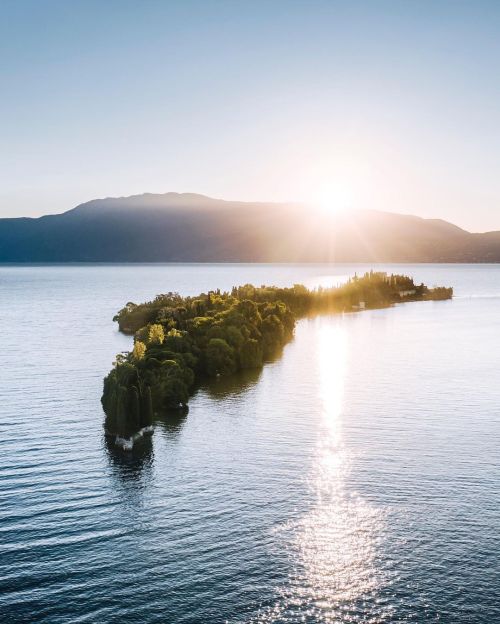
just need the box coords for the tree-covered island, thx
[102,272,452,447]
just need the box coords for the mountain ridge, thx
[1,193,499,262]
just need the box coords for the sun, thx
[311,182,355,216]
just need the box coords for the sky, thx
[2,0,500,231]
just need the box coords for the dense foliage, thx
[103,272,452,439]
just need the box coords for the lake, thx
[0,264,498,623]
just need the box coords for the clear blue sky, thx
[2,0,500,231]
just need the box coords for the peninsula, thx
[102,272,452,447]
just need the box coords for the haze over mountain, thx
[1,192,500,263]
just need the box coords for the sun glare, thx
[312,183,355,216]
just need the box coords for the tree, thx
[147,324,164,345]
[260,314,285,357]
[141,385,154,427]
[132,340,146,361]
[239,339,263,369]
[136,323,165,346]
[236,299,261,324]
[205,338,237,376]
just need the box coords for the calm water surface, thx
[0,264,498,623]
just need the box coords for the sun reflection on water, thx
[257,322,391,623]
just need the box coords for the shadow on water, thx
[198,365,265,400]
[154,406,189,440]
[105,433,154,489]
[104,407,190,482]
[103,355,278,481]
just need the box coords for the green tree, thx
[141,385,154,427]
[239,339,263,369]
[205,338,237,376]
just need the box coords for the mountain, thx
[1,192,500,262]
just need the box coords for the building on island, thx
[398,290,416,298]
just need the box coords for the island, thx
[102,272,452,448]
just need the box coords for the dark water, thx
[0,264,498,623]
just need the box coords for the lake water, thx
[0,264,499,623]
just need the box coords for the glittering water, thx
[0,264,498,623]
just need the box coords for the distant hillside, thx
[1,192,500,262]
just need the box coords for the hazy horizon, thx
[3,1,500,231]
[3,189,500,235]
